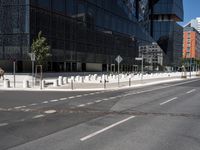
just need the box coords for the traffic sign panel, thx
[115,55,123,63]
[135,57,143,61]
[29,53,35,61]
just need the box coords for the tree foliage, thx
[31,31,50,65]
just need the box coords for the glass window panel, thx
[37,0,50,9]
[52,0,65,13]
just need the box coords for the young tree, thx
[31,31,50,65]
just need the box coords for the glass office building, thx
[0,0,183,72]
[151,0,184,69]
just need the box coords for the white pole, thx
[32,61,34,87]
[141,55,143,80]
[118,61,120,87]
[13,61,16,88]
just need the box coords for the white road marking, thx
[109,97,116,100]
[160,97,178,105]
[78,104,86,107]
[50,99,58,102]
[44,110,57,114]
[69,96,75,99]
[186,89,196,94]
[23,109,31,112]
[83,94,89,96]
[0,108,6,111]
[102,98,109,101]
[80,116,135,141]
[14,106,27,109]
[95,100,102,103]
[87,102,93,105]
[30,103,37,106]
[0,123,8,127]
[33,114,45,119]
[59,98,67,101]
[42,101,49,104]
[76,95,82,98]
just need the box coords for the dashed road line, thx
[69,96,75,99]
[30,103,37,106]
[0,123,8,127]
[44,110,57,114]
[80,116,135,141]
[50,99,58,102]
[0,108,7,111]
[75,95,82,98]
[32,114,45,119]
[14,106,26,109]
[186,89,196,94]
[87,102,93,105]
[160,97,178,105]
[78,104,86,107]
[42,101,49,104]
[95,100,102,103]
[21,108,31,112]
[102,98,109,101]
[59,98,67,101]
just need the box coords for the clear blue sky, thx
[179,0,200,26]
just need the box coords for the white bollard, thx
[63,77,68,84]
[53,79,58,87]
[42,80,45,88]
[81,76,84,83]
[4,79,10,88]
[58,76,63,85]
[23,80,29,88]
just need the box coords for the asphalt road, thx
[0,78,200,150]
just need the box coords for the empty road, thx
[0,78,200,150]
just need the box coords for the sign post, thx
[13,60,16,88]
[115,55,123,87]
[29,53,35,87]
[135,56,143,80]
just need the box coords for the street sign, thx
[115,55,123,63]
[135,57,143,61]
[29,53,35,61]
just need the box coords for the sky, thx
[179,0,200,26]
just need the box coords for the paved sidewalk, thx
[0,75,198,91]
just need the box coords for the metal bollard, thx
[42,80,45,88]
[63,77,68,84]
[104,79,107,89]
[129,78,131,87]
[53,79,58,87]
[4,79,10,88]
[71,79,74,90]
[58,76,63,85]
[23,80,29,88]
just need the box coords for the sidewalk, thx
[0,72,199,91]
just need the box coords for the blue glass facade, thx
[152,0,183,67]
[0,0,183,72]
